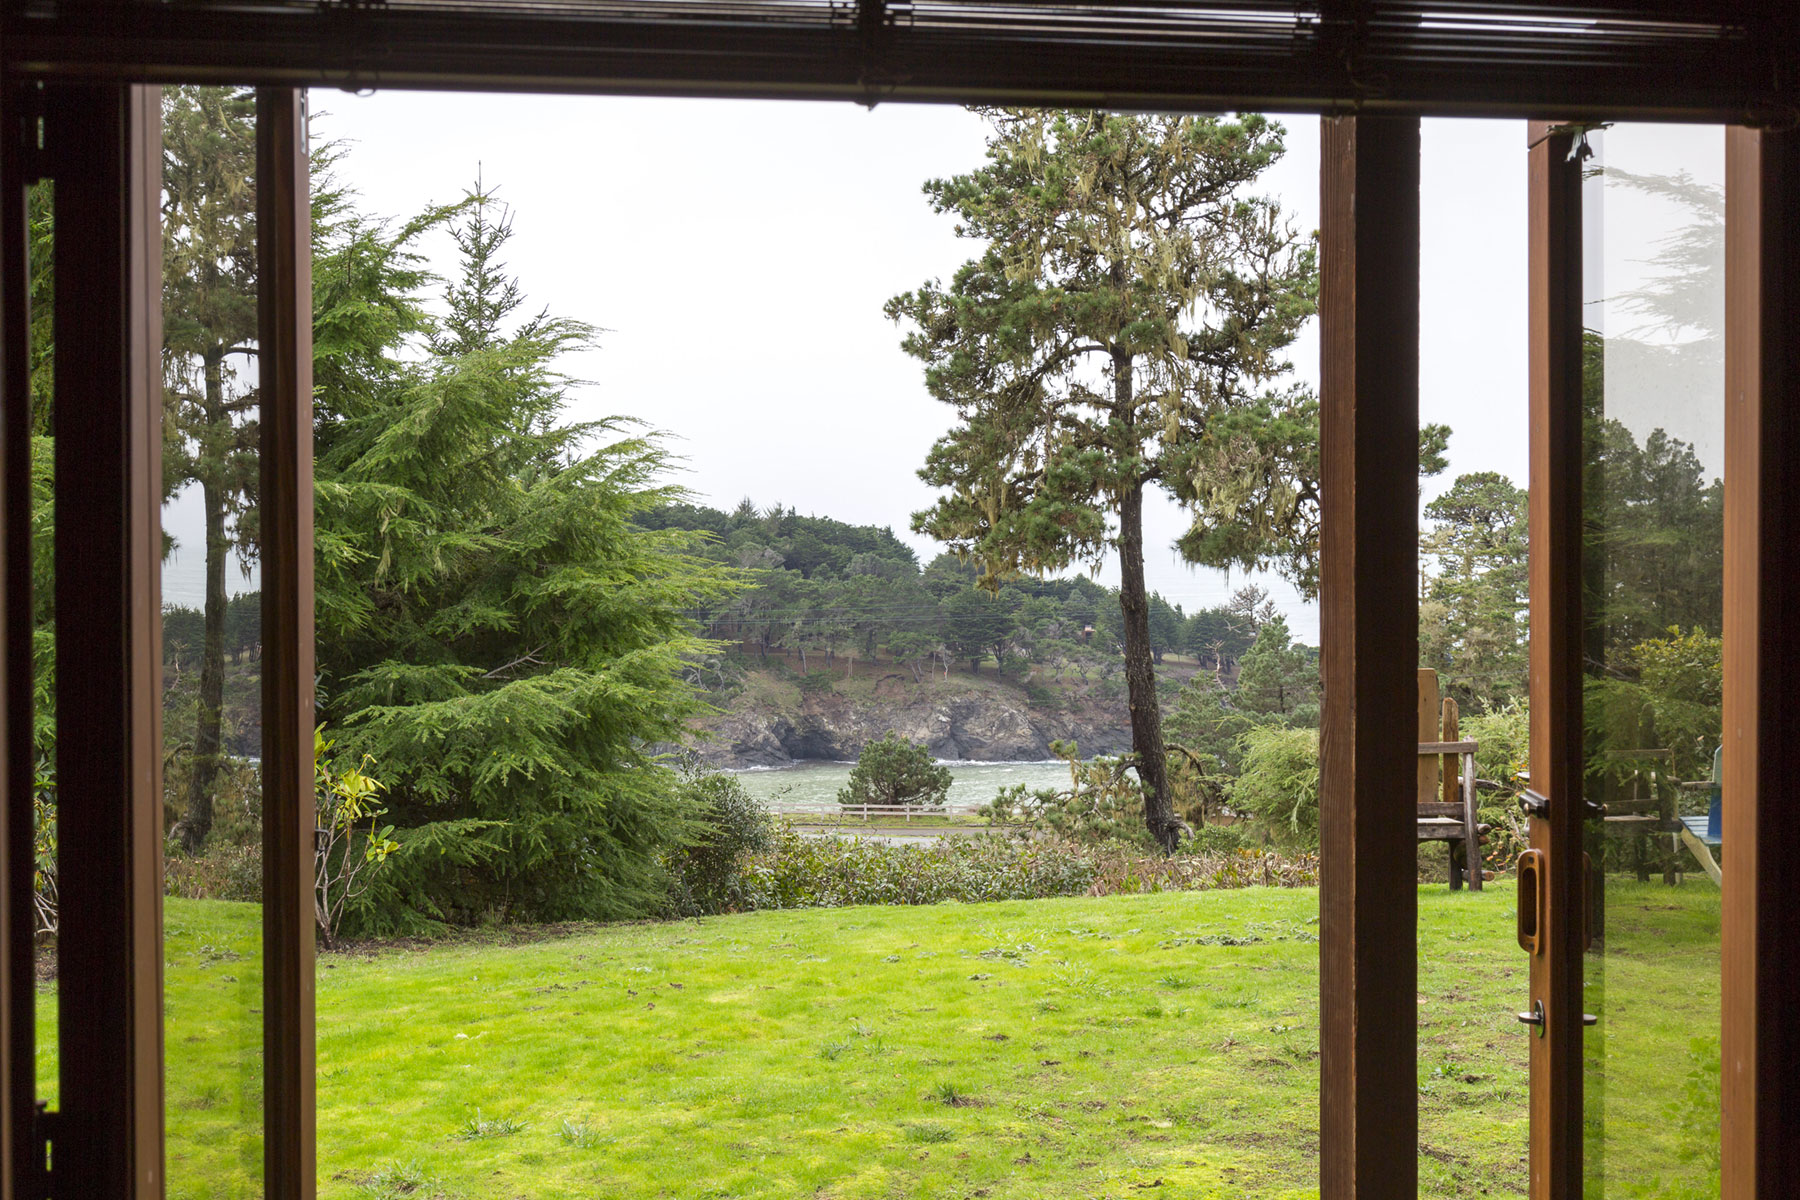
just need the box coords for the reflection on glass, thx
[161,85,264,1197]
[1581,124,1724,1198]
[28,176,57,1114]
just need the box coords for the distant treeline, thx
[163,592,260,671]
[637,499,1288,680]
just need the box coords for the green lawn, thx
[38,879,1722,1199]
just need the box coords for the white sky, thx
[164,96,1723,642]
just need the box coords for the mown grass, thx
[37,879,1721,1199]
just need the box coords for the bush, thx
[1462,700,1531,870]
[1229,726,1321,849]
[979,749,1152,847]
[739,827,1316,910]
[662,767,775,916]
[798,669,838,695]
[838,733,951,809]
[314,728,400,948]
[164,841,263,903]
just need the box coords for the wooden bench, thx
[1597,748,1680,884]
[1415,669,1486,891]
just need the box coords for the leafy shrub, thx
[739,826,1315,910]
[838,733,951,809]
[661,766,775,916]
[1462,700,1531,870]
[1229,726,1321,849]
[798,669,839,695]
[744,828,1092,908]
[164,841,262,903]
[979,748,1151,847]
[314,727,400,948]
[160,756,265,907]
[32,753,55,937]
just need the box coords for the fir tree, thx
[313,184,736,929]
[1233,615,1318,724]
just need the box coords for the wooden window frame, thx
[1523,119,1587,1200]
[1317,113,1420,1200]
[257,86,315,1200]
[0,17,1793,1200]
[1721,126,1800,1200]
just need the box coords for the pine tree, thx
[160,86,262,852]
[1419,471,1528,710]
[1233,615,1318,724]
[888,110,1318,850]
[313,184,736,929]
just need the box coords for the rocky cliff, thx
[691,673,1134,768]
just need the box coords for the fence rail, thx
[783,803,981,822]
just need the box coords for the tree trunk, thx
[1113,341,1180,853]
[179,400,230,851]
[1119,481,1179,851]
[176,348,234,853]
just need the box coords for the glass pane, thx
[29,175,56,1117]
[160,85,265,1197]
[1580,123,1724,1199]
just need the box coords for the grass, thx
[37,879,1721,1199]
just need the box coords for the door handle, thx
[1516,849,1545,955]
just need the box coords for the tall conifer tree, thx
[313,185,736,928]
[888,110,1317,850]
[161,86,261,851]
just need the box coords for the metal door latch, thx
[1515,1001,1601,1038]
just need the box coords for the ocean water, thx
[730,759,1076,814]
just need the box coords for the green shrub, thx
[1462,700,1531,870]
[838,733,951,809]
[743,828,1095,908]
[661,766,775,916]
[1229,726,1321,849]
[739,827,1316,910]
[798,669,838,695]
[164,841,263,903]
[978,748,1152,847]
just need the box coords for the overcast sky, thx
[164,95,1724,643]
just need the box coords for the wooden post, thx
[0,79,29,1200]
[1525,119,1586,1200]
[258,86,316,1200]
[1721,125,1800,1198]
[1318,114,1419,1200]
[46,83,164,1199]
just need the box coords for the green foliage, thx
[31,752,55,936]
[1420,471,1528,712]
[838,734,953,809]
[1461,701,1532,868]
[889,110,1319,587]
[1228,726,1321,850]
[161,86,264,852]
[739,827,1314,910]
[940,588,1014,674]
[661,767,776,917]
[1232,615,1317,725]
[979,749,1151,847]
[743,827,1097,908]
[797,669,838,696]
[314,727,401,948]
[312,183,737,932]
[1162,678,1255,778]
[889,108,1322,850]
[1589,627,1722,791]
